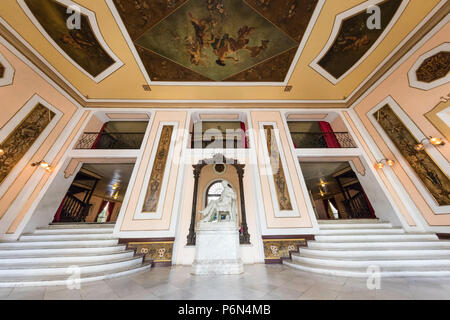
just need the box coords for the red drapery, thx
[362,191,376,218]
[240,122,248,149]
[91,123,107,150]
[318,121,341,148]
[107,202,116,222]
[52,197,66,223]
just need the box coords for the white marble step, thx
[0,262,152,288]
[19,233,115,241]
[291,255,450,268]
[318,228,404,235]
[308,240,450,250]
[298,248,450,260]
[0,245,127,257]
[47,223,115,229]
[318,219,381,224]
[315,234,438,242]
[283,259,450,278]
[34,228,114,235]
[0,239,119,248]
[0,251,135,266]
[319,223,393,230]
[0,256,143,277]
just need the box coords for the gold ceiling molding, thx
[106,113,150,120]
[0,0,446,105]
[298,156,367,176]
[286,113,328,120]
[64,157,136,179]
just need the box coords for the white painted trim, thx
[408,42,450,90]
[350,12,450,109]
[113,111,155,236]
[310,0,409,85]
[134,121,179,220]
[0,25,85,108]
[105,0,325,87]
[346,109,428,232]
[17,0,123,83]
[0,51,14,86]
[368,96,450,214]
[0,94,63,199]
[258,122,299,218]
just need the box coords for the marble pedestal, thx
[192,222,244,275]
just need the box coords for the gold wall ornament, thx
[125,240,174,265]
[374,105,450,206]
[263,125,293,211]
[0,104,55,184]
[262,237,309,263]
[416,51,450,83]
[142,125,174,212]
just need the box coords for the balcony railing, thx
[75,132,145,150]
[290,132,357,148]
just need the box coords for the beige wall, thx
[0,42,84,234]
[351,22,450,226]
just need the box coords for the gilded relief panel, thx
[263,238,307,262]
[0,104,56,184]
[318,0,403,79]
[416,51,450,83]
[374,105,450,206]
[264,125,293,211]
[142,125,174,212]
[127,241,174,264]
[24,0,115,77]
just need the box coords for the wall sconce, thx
[0,148,4,156]
[31,160,53,173]
[375,159,395,169]
[415,137,445,151]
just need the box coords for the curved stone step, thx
[297,248,450,260]
[0,245,127,257]
[34,228,114,235]
[0,251,135,266]
[19,233,115,241]
[314,234,438,242]
[291,255,450,268]
[318,228,404,235]
[282,259,450,278]
[307,240,450,250]
[318,223,393,229]
[0,239,119,249]
[0,262,152,288]
[0,256,143,277]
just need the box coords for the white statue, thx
[200,181,238,224]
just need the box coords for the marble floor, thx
[1,264,449,300]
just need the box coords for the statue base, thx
[192,222,244,275]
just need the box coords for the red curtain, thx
[318,121,341,148]
[107,202,116,222]
[52,197,66,223]
[362,191,376,218]
[240,122,248,149]
[91,123,107,150]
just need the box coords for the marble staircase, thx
[283,220,450,277]
[0,223,151,287]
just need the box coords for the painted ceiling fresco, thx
[113,0,319,82]
[416,51,450,83]
[23,0,115,78]
[318,0,403,79]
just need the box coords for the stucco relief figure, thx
[200,181,238,224]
